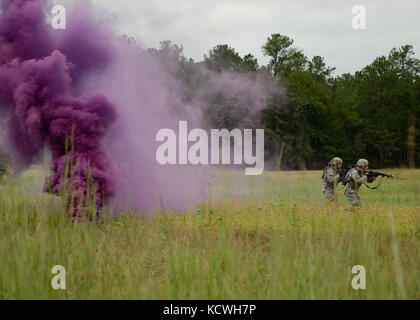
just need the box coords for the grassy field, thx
[0,166,419,299]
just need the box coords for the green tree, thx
[351,45,420,167]
[242,53,259,73]
[262,34,308,78]
[263,71,338,169]
[388,45,420,168]
[414,77,420,166]
[203,44,243,72]
[308,55,336,83]
[330,73,366,163]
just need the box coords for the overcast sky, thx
[91,0,420,75]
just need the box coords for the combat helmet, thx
[329,157,343,166]
[357,159,369,168]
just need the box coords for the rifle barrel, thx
[367,171,394,178]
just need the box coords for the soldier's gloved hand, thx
[360,175,368,183]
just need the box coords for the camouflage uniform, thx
[322,157,342,201]
[344,159,375,210]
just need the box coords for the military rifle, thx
[337,167,394,187]
[366,171,395,179]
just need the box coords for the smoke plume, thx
[0,0,118,211]
[0,0,279,214]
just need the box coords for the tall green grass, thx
[0,166,418,299]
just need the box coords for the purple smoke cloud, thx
[0,0,118,212]
[0,0,279,215]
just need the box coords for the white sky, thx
[90,0,420,75]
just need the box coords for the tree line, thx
[148,34,419,170]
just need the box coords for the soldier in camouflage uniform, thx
[322,157,343,201]
[344,159,375,210]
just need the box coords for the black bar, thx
[1,300,417,319]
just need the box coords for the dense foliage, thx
[149,35,419,169]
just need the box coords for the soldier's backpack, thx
[341,165,355,186]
